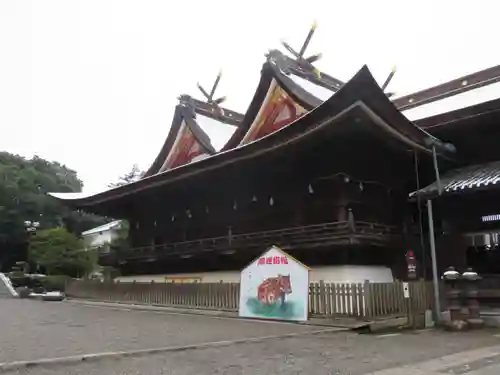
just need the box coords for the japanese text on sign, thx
[257,256,288,265]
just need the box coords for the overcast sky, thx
[1,1,499,193]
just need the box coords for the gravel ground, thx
[0,299,320,363]
[7,330,500,375]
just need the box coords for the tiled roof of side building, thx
[409,160,500,199]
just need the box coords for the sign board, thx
[406,250,418,280]
[403,282,410,299]
[239,246,310,322]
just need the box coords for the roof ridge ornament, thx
[178,94,197,115]
[197,71,226,116]
[381,65,397,97]
[281,21,322,79]
[178,93,243,128]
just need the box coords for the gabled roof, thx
[221,50,450,156]
[409,160,500,200]
[222,50,338,150]
[48,22,500,214]
[142,97,218,177]
[140,49,346,178]
[220,51,500,150]
[49,65,452,209]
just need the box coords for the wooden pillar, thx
[227,226,233,247]
[336,181,349,222]
[347,208,356,232]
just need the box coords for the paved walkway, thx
[0,298,326,364]
[3,298,500,374]
[370,344,500,374]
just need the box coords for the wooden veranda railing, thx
[67,280,434,321]
[106,221,399,261]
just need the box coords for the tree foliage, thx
[108,164,143,188]
[0,153,79,240]
[0,152,107,270]
[109,220,131,261]
[28,228,97,277]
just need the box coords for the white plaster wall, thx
[116,265,393,284]
[309,265,393,283]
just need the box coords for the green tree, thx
[0,152,107,271]
[28,228,97,277]
[109,220,130,262]
[108,164,143,188]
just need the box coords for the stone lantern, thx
[461,268,484,328]
[442,266,466,330]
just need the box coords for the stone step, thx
[0,272,17,297]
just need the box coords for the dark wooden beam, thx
[393,64,500,111]
[179,95,243,127]
[279,53,344,92]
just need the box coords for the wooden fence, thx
[67,280,435,320]
[67,281,240,311]
[308,281,434,319]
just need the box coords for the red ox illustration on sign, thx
[257,274,292,305]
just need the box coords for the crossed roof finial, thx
[281,21,322,78]
[197,70,226,107]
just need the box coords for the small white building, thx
[81,220,122,253]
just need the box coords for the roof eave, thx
[51,66,452,210]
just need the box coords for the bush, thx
[40,275,72,292]
[9,275,31,288]
[9,275,44,290]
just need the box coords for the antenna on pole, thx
[281,21,323,78]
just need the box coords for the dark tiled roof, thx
[410,160,500,199]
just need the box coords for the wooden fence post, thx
[319,280,327,315]
[363,280,372,319]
